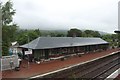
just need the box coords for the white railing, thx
[1,55,19,71]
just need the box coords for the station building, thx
[20,37,109,61]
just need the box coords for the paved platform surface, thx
[2,48,120,78]
[115,74,120,80]
[0,71,1,80]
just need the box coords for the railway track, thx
[30,52,120,79]
[69,53,120,79]
[79,58,120,79]
[74,56,119,78]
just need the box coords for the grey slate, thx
[20,37,109,49]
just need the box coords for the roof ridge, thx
[34,37,40,49]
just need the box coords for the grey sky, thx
[2,0,120,33]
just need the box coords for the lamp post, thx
[114,31,120,34]
[115,1,120,47]
[25,35,30,68]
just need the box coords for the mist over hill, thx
[40,29,111,36]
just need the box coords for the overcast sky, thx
[2,0,120,33]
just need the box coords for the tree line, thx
[1,1,119,56]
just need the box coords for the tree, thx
[56,33,65,37]
[93,31,101,37]
[2,1,18,56]
[67,28,82,37]
[101,34,114,47]
[16,30,28,45]
[16,29,41,45]
[50,32,56,37]
[101,34,111,42]
[83,30,101,37]
[34,29,41,36]
[0,3,1,56]
[2,1,15,25]
[82,31,87,37]
[118,34,120,47]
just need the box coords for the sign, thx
[25,50,32,55]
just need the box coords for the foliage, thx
[49,32,65,37]
[67,28,118,48]
[67,29,101,37]
[16,29,41,45]
[101,34,118,47]
[2,1,15,25]
[84,30,101,37]
[67,28,82,37]
[40,30,66,37]
[117,34,120,47]
[56,33,65,37]
[1,1,118,56]
[2,1,18,56]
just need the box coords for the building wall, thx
[34,49,45,59]
[30,43,109,60]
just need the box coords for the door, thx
[45,49,49,59]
